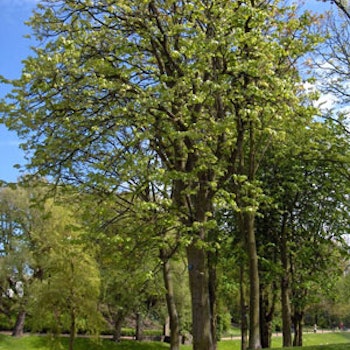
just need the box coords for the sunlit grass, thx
[181,332,350,350]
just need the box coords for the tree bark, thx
[245,212,261,350]
[173,174,214,350]
[259,310,272,349]
[280,215,292,347]
[292,311,303,347]
[259,284,275,348]
[281,276,292,347]
[208,249,218,350]
[240,263,248,350]
[161,250,181,350]
[187,242,214,350]
[69,309,76,350]
[112,312,126,342]
[12,309,26,337]
[135,312,143,341]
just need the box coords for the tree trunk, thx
[260,289,268,348]
[281,276,292,347]
[112,312,126,342]
[12,309,26,337]
[280,214,292,347]
[135,312,143,341]
[161,250,181,350]
[245,212,261,350]
[69,309,76,350]
[292,311,303,347]
[187,242,214,350]
[173,176,214,349]
[259,313,272,349]
[259,284,275,349]
[240,263,248,350]
[208,247,218,350]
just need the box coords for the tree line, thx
[1,1,350,350]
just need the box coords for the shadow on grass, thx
[0,334,50,350]
[57,338,171,350]
[0,334,170,350]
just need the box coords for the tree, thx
[0,1,320,348]
[0,183,45,337]
[318,0,350,20]
[82,193,168,343]
[29,196,103,350]
[256,114,350,346]
[314,4,350,110]
[0,182,103,348]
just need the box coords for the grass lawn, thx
[0,335,169,350]
[0,331,349,350]
[180,332,350,350]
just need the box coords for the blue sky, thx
[0,0,38,183]
[0,0,332,183]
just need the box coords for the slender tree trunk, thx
[292,311,303,347]
[245,212,261,350]
[280,214,292,347]
[12,309,26,337]
[69,309,76,350]
[135,312,143,341]
[161,250,181,350]
[259,284,275,349]
[187,241,214,350]
[208,249,218,350]
[260,288,268,348]
[259,315,272,349]
[240,263,248,350]
[281,276,292,347]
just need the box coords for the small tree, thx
[0,184,44,336]
[30,202,102,350]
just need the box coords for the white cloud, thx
[315,92,337,111]
[302,81,335,111]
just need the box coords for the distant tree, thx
[257,116,350,347]
[83,194,165,343]
[0,184,44,337]
[0,182,103,349]
[317,0,350,20]
[29,199,102,350]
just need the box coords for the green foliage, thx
[81,193,168,338]
[28,201,103,337]
[0,182,103,338]
[0,183,50,331]
[0,0,321,219]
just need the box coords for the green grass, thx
[182,332,350,350]
[0,335,169,350]
[0,331,349,350]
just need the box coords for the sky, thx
[0,0,39,183]
[0,0,333,183]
